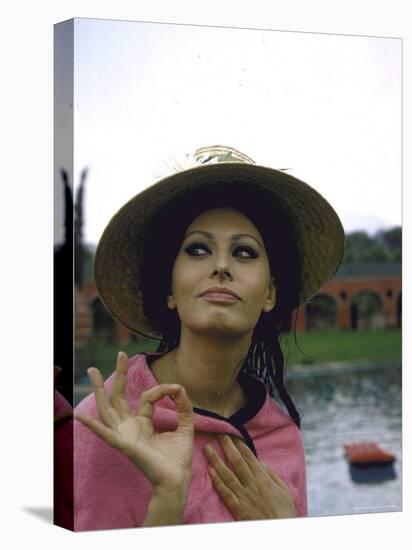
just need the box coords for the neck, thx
[154,329,252,416]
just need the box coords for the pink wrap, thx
[54,390,74,530]
[74,353,307,531]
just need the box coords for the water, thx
[286,363,402,517]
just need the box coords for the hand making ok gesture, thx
[75,351,195,495]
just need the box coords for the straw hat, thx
[94,145,345,339]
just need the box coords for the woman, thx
[74,145,345,530]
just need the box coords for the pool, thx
[286,362,402,517]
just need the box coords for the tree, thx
[343,227,401,264]
[380,227,402,261]
[74,168,88,288]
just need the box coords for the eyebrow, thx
[183,230,263,248]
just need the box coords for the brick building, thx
[75,260,401,345]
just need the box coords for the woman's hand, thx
[75,352,194,496]
[203,434,296,521]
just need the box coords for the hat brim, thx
[93,162,345,339]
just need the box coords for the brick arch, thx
[314,276,401,330]
[305,292,338,330]
[77,275,401,341]
[349,289,384,330]
[294,276,401,331]
[350,287,384,310]
[80,281,132,343]
[90,295,116,342]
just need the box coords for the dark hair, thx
[141,182,302,427]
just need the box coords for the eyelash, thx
[184,242,258,259]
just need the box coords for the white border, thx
[2,1,409,548]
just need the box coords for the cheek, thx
[244,266,271,299]
[170,256,200,299]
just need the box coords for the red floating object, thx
[344,442,396,465]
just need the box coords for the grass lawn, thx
[75,328,401,382]
[281,328,401,366]
[75,336,158,382]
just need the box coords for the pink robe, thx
[54,390,74,530]
[74,352,307,531]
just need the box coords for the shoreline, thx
[286,359,401,378]
[73,359,401,403]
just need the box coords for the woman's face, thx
[167,207,276,339]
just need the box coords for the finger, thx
[232,437,264,478]
[216,435,252,485]
[111,351,129,396]
[136,384,183,419]
[203,444,243,493]
[171,385,194,435]
[110,351,131,417]
[88,367,119,428]
[75,412,122,449]
[208,466,242,517]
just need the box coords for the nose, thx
[211,252,233,281]
[211,268,233,281]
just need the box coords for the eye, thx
[185,242,211,256]
[233,245,258,259]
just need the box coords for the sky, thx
[55,18,402,247]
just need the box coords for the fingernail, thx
[205,445,214,456]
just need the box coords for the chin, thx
[186,318,254,340]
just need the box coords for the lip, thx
[199,287,241,300]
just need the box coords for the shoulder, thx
[266,397,304,443]
[247,386,304,447]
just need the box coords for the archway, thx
[305,294,337,330]
[350,290,384,330]
[91,297,116,342]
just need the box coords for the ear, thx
[167,293,177,310]
[262,277,276,313]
